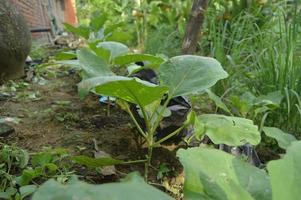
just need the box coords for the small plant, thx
[81,54,227,179]
[0,144,29,191]
[0,145,74,200]
[0,144,35,200]
[156,163,170,180]
[75,47,264,179]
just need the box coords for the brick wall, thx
[11,0,51,41]
[10,0,78,43]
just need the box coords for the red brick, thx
[10,0,51,41]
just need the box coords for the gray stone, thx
[0,123,15,137]
[0,0,32,82]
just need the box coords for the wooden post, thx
[182,0,208,54]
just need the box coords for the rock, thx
[0,123,15,137]
[0,0,32,82]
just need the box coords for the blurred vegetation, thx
[200,0,301,137]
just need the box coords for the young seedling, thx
[78,53,228,180]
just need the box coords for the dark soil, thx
[0,68,183,198]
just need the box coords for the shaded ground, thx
[0,67,183,198]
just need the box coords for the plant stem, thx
[122,159,147,164]
[152,125,185,147]
[144,138,153,181]
[150,96,172,133]
[126,106,147,139]
[141,106,151,135]
[141,105,154,181]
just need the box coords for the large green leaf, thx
[159,55,228,97]
[54,52,77,60]
[89,42,111,63]
[77,48,113,78]
[255,91,283,108]
[78,75,126,98]
[95,77,168,107]
[196,114,261,146]
[32,173,173,200]
[19,185,37,199]
[78,76,168,106]
[267,141,301,200]
[262,127,297,149]
[97,41,129,59]
[114,54,165,67]
[177,148,272,200]
[106,30,132,43]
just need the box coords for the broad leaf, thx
[97,41,129,59]
[78,76,126,98]
[89,42,111,63]
[114,54,165,67]
[31,152,52,167]
[32,173,173,200]
[262,127,297,149]
[0,188,17,199]
[267,141,301,200]
[196,114,261,146]
[77,48,112,78]
[106,30,132,43]
[159,55,228,97]
[255,91,283,108]
[95,77,168,107]
[177,148,272,200]
[79,76,168,106]
[55,52,77,60]
[64,23,90,39]
[72,155,123,168]
[19,185,37,199]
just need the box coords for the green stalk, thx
[144,137,153,181]
[143,96,177,180]
[152,125,185,147]
[122,159,147,165]
[140,106,154,181]
[126,106,147,139]
[150,96,172,134]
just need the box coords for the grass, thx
[200,1,301,136]
[144,24,182,57]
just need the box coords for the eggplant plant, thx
[77,50,230,178]
[63,42,265,180]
